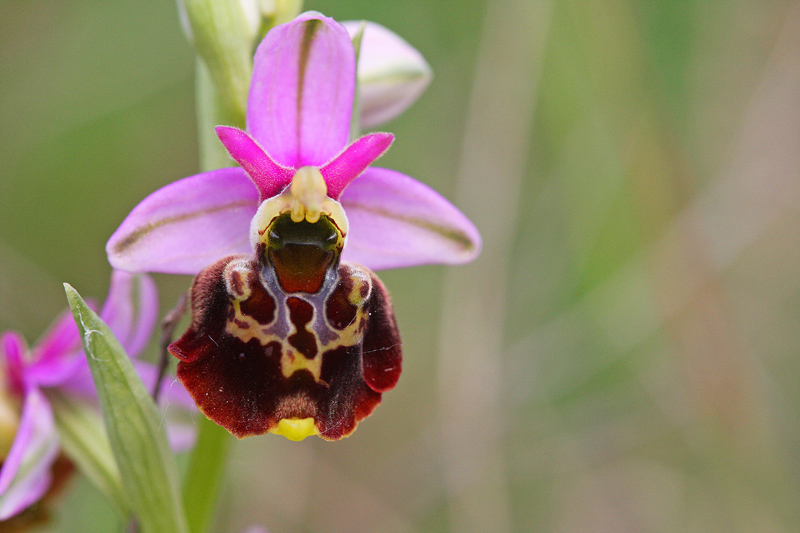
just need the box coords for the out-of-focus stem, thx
[436,1,551,531]
[180,0,252,127]
[196,59,240,171]
[182,416,231,533]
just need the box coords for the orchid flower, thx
[0,271,192,520]
[106,12,480,441]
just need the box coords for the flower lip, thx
[171,256,402,440]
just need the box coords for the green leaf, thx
[48,391,128,515]
[64,283,188,533]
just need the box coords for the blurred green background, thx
[3,0,800,531]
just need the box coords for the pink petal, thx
[1,332,27,396]
[26,300,101,389]
[28,311,79,366]
[29,298,99,372]
[107,168,258,275]
[100,271,158,357]
[29,272,156,391]
[340,168,482,270]
[247,13,355,168]
[0,388,59,520]
[134,362,196,412]
[320,132,394,199]
[30,352,89,393]
[215,126,294,201]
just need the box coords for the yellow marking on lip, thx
[347,269,371,307]
[226,300,278,344]
[277,295,371,382]
[280,348,324,382]
[225,268,375,384]
[224,262,253,300]
[226,305,326,382]
[226,296,327,383]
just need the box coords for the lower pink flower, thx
[0,271,193,520]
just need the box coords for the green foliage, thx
[49,392,127,514]
[64,284,188,533]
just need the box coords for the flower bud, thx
[177,0,255,123]
[343,21,433,129]
[257,0,304,30]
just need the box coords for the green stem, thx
[182,416,232,533]
[195,58,242,171]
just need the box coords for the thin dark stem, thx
[152,290,189,402]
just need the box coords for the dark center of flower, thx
[262,212,343,293]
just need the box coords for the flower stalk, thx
[179,0,254,128]
[182,416,230,533]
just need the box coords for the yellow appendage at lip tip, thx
[271,417,318,441]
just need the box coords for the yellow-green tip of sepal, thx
[271,417,318,441]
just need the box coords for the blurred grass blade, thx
[64,283,188,533]
[49,391,127,515]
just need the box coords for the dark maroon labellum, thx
[169,214,401,440]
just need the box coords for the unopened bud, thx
[343,21,433,129]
